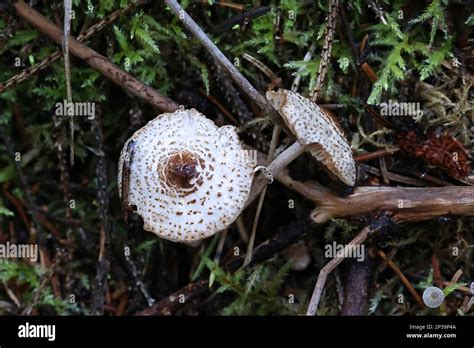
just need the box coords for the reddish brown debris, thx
[396,130,471,179]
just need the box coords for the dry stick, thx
[244,125,280,266]
[358,163,432,187]
[377,250,425,308]
[1,1,145,94]
[354,148,399,162]
[163,0,291,135]
[13,1,178,112]
[63,0,74,165]
[309,0,339,102]
[125,253,155,307]
[275,170,474,223]
[306,224,371,315]
[136,217,315,315]
[90,115,112,315]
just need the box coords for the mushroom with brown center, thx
[266,89,356,186]
[118,108,255,242]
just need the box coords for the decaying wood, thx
[276,169,474,223]
[13,1,178,112]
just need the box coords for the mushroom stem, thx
[244,126,281,267]
[245,141,305,208]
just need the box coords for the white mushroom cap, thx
[422,286,445,308]
[266,89,356,186]
[118,108,255,242]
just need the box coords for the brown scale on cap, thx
[159,150,204,194]
[266,89,356,186]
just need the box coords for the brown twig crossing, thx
[12,1,178,112]
[1,1,145,94]
[306,211,396,315]
[163,0,292,136]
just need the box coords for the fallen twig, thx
[309,0,339,102]
[306,211,395,315]
[13,1,178,112]
[276,169,474,223]
[1,1,145,94]
[163,0,291,135]
[378,250,425,308]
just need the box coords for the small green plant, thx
[205,258,298,315]
[0,260,78,314]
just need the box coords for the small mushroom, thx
[118,108,255,242]
[281,241,311,271]
[266,89,356,186]
[422,286,445,308]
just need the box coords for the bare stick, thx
[125,252,155,307]
[309,0,339,102]
[306,224,371,315]
[276,170,474,223]
[378,250,425,308]
[63,0,74,165]
[1,1,145,94]
[163,0,291,135]
[13,1,178,112]
[306,212,394,315]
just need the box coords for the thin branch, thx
[163,0,291,135]
[378,250,425,308]
[13,1,178,112]
[306,211,395,315]
[63,0,74,165]
[307,224,371,315]
[309,0,339,102]
[1,1,145,94]
[276,169,474,223]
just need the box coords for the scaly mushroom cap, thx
[266,89,356,186]
[118,108,255,242]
